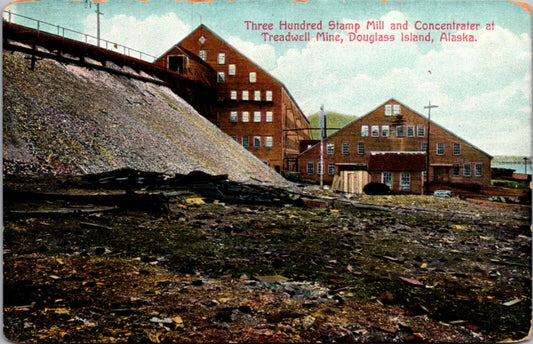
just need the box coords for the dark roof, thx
[368,151,426,171]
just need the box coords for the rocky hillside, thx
[3,50,288,186]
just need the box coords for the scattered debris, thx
[434,190,452,198]
[3,174,531,343]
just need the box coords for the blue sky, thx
[3,0,532,156]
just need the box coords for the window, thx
[361,125,369,137]
[463,163,471,176]
[328,163,335,175]
[382,172,392,188]
[253,111,261,122]
[217,72,225,83]
[230,90,237,100]
[266,90,273,101]
[385,105,392,116]
[357,142,365,155]
[436,143,444,155]
[266,111,273,122]
[453,164,460,177]
[254,90,261,101]
[242,111,249,122]
[381,125,389,137]
[242,90,249,100]
[420,143,428,152]
[168,55,186,73]
[228,64,236,75]
[199,50,206,61]
[265,136,273,148]
[396,125,404,137]
[306,161,314,174]
[230,111,238,122]
[371,125,379,137]
[393,104,401,115]
[342,142,349,154]
[253,136,261,148]
[218,52,225,64]
[417,125,425,137]
[231,136,237,141]
[407,125,415,137]
[249,72,257,83]
[327,143,334,155]
[475,164,482,176]
[317,162,323,175]
[453,143,461,155]
[242,136,249,147]
[400,172,411,190]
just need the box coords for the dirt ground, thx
[3,175,532,343]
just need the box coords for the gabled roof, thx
[176,24,309,125]
[299,98,493,159]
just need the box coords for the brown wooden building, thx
[299,99,493,194]
[155,25,310,173]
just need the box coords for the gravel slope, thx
[3,50,289,186]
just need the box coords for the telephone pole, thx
[424,101,438,195]
[95,3,103,47]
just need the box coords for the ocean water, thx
[491,163,531,174]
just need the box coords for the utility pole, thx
[424,101,438,195]
[95,2,103,47]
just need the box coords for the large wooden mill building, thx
[155,25,310,173]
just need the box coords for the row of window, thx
[453,163,483,177]
[217,70,258,84]
[361,124,425,138]
[324,142,462,156]
[232,135,273,148]
[230,90,273,102]
[229,111,273,123]
[306,161,335,175]
[381,172,411,190]
[384,104,401,116]
[305,161,483,178]
[304,162,413,189]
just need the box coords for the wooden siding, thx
[299,99,492,191]
[163,25,310,172]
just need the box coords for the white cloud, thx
[79,9,530,155]
[83,12,191,58]
[267,12,530,155]
[226,36,277,70]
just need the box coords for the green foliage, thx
[307,112,357,139]
[492,179,530,189]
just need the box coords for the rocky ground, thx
[3,49,289,186]
[3,173,531,343]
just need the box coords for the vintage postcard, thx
[2,0,531,342]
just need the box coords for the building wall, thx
[368,171,424,194]
[169,25,309,172]
[299,99,492,191]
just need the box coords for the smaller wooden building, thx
[299,99,492,194]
